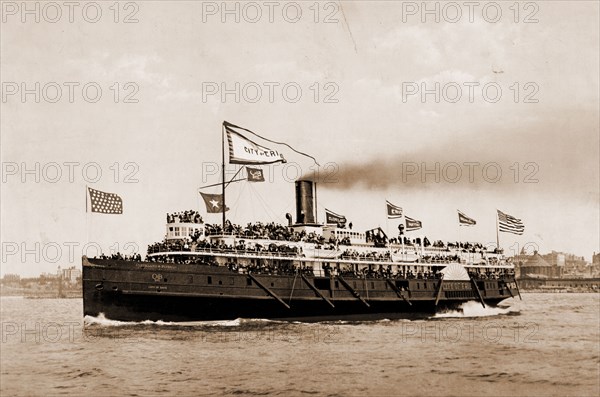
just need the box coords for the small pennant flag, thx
[325,208,347,227]
[458,210,476,226]
[88,187,123,214]
[200,192,230,213]
[386,200,403,219]
[246,167,265,182]
[497,210,524,235]
[405,216,422,231]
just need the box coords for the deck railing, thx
[147,246,510,267]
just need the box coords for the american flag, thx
[88,188,123,214]
[497,210,524,235]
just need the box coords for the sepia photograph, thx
[1,1,599,396]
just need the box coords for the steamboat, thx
[82,122,520,322]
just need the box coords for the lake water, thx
[1,293,598,396]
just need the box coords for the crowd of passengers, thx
[388,237,502,254]
[147,236,506,266]
[167,210,203,224]
[204,221,327,244]
[339,251,481,265]
[469,269,515,279]
[137,254,514,280]
[324,263,441,279]
[144,256,206,264]
[226,261,315,276]
[95,249,514,281]
[419,254,462,263]
[202,221,503,254]
[93,251,514,280]
[319,264,513,280]
[340,249,392,261]
[162,216,505,254]
[147,219,508,259]
[92,252,142,261]
[147,239,304,256]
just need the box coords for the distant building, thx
[519,277,599,291]
[591,252,600,277]
[57,266,82,284]
[560,252,586,273]
[541,251,566,268]
[541,251,591,277]
[1,274,21,283]
[512,253,532,278]
[519,252,561,278]
[515,250,595,279]
[540,251,566,278]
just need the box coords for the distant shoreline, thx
[0,288,81,299]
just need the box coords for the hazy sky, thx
[1,1,599,276]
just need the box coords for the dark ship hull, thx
[83,257,518,322]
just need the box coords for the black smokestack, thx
[295,180,315,224]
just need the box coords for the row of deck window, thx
[168,226,203,238]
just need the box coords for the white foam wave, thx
[84,313,135,326]
[83,314,274,327]
[434,300,520,318]
[83,313,179,327]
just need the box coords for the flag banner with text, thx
[405,216,422,231]
[458,210,476,226]
[246,167,265,182]
[200,192,230,213]
[386,200,403,219]
[88,187,123,214]
[325,208,347,226]
[225,123,286,165]
[497,210,524,235]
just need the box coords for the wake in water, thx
[84,304,520,327]
[434,300,521,318]
[84,313,179,327]
[83,313,277,328]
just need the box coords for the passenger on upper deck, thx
[203,221,330,245]
[167,210,203,224]
[152,219,506,260]
[93,252,142,261]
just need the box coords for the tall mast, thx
[496,210,500,249]
[221,123,226,231]
[314,181,318,223]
